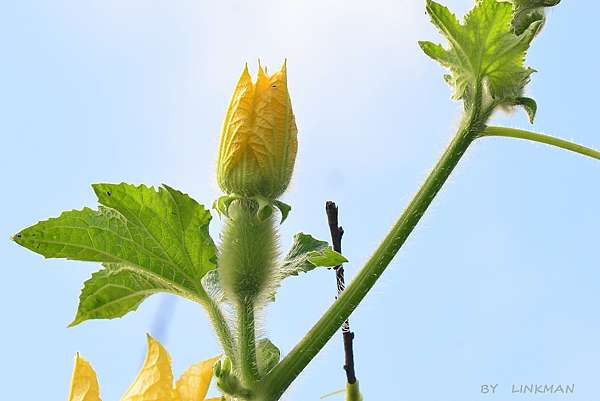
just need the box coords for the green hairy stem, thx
[204,297,237,368]
[256,105,489,401]
[218,200,279,388]
[238,299,261,384]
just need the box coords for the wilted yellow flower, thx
[217,61,298,200]
[67,335,221,401]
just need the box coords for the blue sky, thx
[2,1,600,400]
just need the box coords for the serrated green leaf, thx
[511,0,560,35]
[14,183,217,324]
[71,263,187,326]
[256,338,280,377]
[281,233,347,278]
[420,0,542,106]
[93,183,216,281]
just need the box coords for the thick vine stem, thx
[255,107,488,401]
[479,126,600,161]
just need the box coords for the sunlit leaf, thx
[281,233,347,278]
[419,0,542,108]
[13,183,217,324]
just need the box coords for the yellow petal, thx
[68,353,102,401]
[120,335,176,401]
[254,60,271,102]
[218,63,255,174]
[253,60,297,184]
[175,355,220,401]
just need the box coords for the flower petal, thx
[120,335,176,401]
[68,353,102,401]
[175,356,221,401]
[218,63,256,173]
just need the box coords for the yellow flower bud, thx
[217,61,298,199]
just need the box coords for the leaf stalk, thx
[204,297,237,368]
[479,126,600,161]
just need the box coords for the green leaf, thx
[256,338,281,377]
[13,183,217,324]
[420,0,542,106]
[70,263,188,326]
[511,0,560,35]
[280,233,347,278]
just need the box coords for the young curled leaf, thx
[419,0,543,111]
[511,0,561,35]
[281,233,348,278]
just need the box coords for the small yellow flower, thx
[67,335,221,401]
[217,61,298,200]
